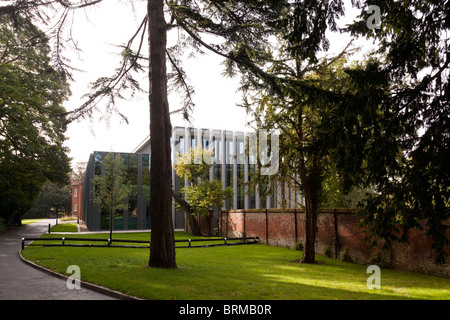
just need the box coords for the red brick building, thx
[71,179,83,220]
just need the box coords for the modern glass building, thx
[82,126,304,231]
[82,151,151,231]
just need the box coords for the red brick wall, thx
[71,180,83,220]
[219,209,450,277]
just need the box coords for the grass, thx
[21,219,45,225]
[20,231,450,300]
[49,223,78,233]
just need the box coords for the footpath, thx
[0,219,119,300]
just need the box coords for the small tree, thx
[174,146,233,236]
[92,153,130,241]
[184,180,233,216]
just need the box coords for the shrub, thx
[322,245,333,258]
[295,241,304,251]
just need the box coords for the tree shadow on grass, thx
[21,240,450,300]
[133,246,420,300]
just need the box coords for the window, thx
[73,203,78,212]
[73,187,78,198]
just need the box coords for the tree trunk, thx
[171,189,202,236]
[188,214,202,236]
[148,0,177,268]
[296,106,320,264]
[301,187,318,263]
[300,156,321,264]
[198,211,213,237]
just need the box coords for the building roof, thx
[132,135,150,153]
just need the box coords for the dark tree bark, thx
[148,0,177,268]
[296,109,320,264]
[298,162,320,263]
[171,189,202,236]
[300,172,320,264]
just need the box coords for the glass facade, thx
[211,130,222,181]
[83,151,151,231]
[248,161,256,209]
[236,132,245,209]
[224,130,233,210]
[82,126,303,231]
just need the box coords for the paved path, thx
[0,219,117,300]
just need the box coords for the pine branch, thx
[166,47,195,121]
[64,14,148,123]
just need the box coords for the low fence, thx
[21,236,259,250]
[219,209,450,277]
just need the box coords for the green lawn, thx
[20,232,450,300]
[49,223,78,233]
[21,219,45,225]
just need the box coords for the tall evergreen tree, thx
[244,54,360,263]
[338,0,450,263]
[235,0,449,263]
[0,0,285,268]
[233,1,348,263]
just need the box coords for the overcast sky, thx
[61,0,365,168]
